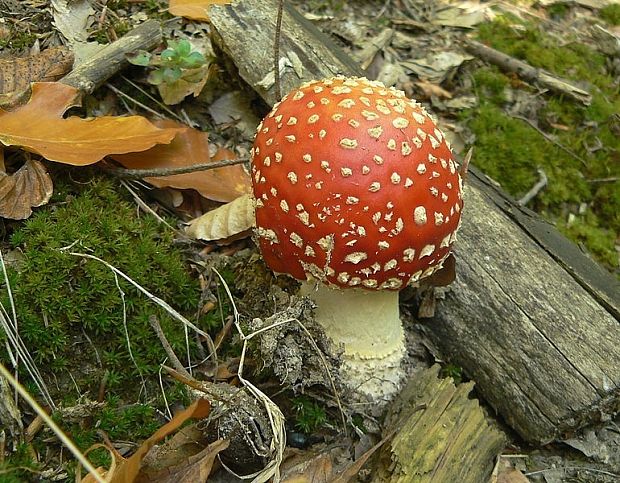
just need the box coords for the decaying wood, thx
[420,169,620,444]
[210,0,620,445]
[61,19,162,95]
[373,365,505,482]
[464,39,592,105]
[209,0,364,107]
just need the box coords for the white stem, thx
[300,282,405,403]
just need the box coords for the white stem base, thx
[300,282,406,404]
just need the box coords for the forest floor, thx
[0,0,619,482]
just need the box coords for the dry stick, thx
[518,168,548,206]
[273,0,284,101]
[104,157,248,178]
[510,114,588,167]
[149,315,192,379]
[463,39,592,105]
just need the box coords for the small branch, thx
[518,168,548,206]
[61,19,162,95]
[509,114,588,167]
[149,315,192,379]
[273,0,284,101]
[104,157,248,178]
[464,39,591,105]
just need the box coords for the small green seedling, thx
[129,39,207,86]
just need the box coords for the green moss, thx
[2,177,210,398]
[600,4,620,25]
[0,31,37,50]
[465,18,620,275]
[292,396,328,433]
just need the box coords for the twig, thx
[149,315,192,379]
[105,83,166,119]
[587,177,619,184]
[509,114,588,167]
[104,157,248,178]
[518,168,548,206]
[274,0,284,101]
[464,39,591,105]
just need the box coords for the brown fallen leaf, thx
[186,193,255,241]
[168,0,232,21]
[112,122,250,202]
[281,452,333,483]
[138,439,228,483]
[81,398,212,483]
[415,80,453,99]
[0,47,74,106]
[0,82,182,166]
[0,158,53,220]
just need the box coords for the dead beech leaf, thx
[0,159,53,219]
[82,398,212,483]
[281,452,334,483]
[138,439,228,483]
[186,193,255,241]
[0,47,74,106]
[168,0,232,21]
[0,82,182,166]
[112,121,251,202]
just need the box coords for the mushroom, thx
[250,76,464,402]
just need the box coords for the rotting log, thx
[61,19,162,94]
[372,365,505,482]
[209,0,364,107]
[419,170,620,444]
[208,0,620,445]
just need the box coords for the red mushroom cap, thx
[251,76,463,290]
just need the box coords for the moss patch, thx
[2,177,211,400]
[463,17,620,273]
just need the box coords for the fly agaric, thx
[251,76,463,401]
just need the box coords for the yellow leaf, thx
[0,83,182,166]
[168,0,232,21]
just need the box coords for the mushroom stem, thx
[300,281,406,403]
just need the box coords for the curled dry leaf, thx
[0,82,182,165]
[112,121,251,202]
[0,47,74,107]
[0,159,53,220]
[186,192,255,241]
[168,0,232,21]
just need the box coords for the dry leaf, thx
[415,80,453,99]
[496,458,530,483]
[0,82,182,165]
[281,452,334,483]
[112,121,251,202]
[0,47,74,106]
[186,193,255,241]
[168,0,232,21]
[82,398,212,483]
[138,439,228,483]
[0,158,53,219]
[158,64,210,105]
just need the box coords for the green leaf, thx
[162,67,182,83]
[181,52,206,69]
[160,48,177,63]
[176,39,192,57]
[128,51,151,67]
